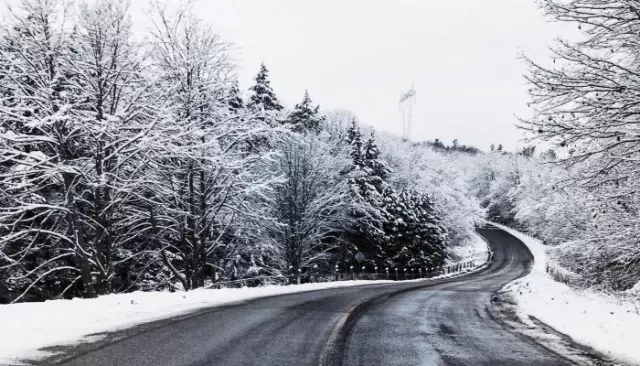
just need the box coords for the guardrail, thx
[206,260,480,289]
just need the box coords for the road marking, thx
[318,306,356,366]
[493,252,515,277]
[317,244,514,366]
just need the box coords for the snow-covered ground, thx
[447,231,491,267]
[0,237,490,366]
[492,223,640,366]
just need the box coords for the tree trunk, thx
[64,173,95,298]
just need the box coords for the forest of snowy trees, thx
[2,0,639,305]
[468,0,640,294]
[0,0,468,303]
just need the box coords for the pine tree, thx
[363,132,391,185]
[242,68,276,152]
[412,192,448,268]
[286,90,325,133]
[247,63,283,113]
[380,188,407,266]
[347,119,364,168]
[227,79,244,112]
[342,125,394,267]
[382,190,448,270]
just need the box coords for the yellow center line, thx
[318,305,357,366]
[494,253,515,277]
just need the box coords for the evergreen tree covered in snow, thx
[341,126,449,270]
[363,132,391,190]
[412,192,448,267]
[285,90,325,133]
[243,63,281,152]
[343,124,391,266]
[247,63,283,113]
[227,79,244,112]
[382,189,448,270]
[347,119,364,167]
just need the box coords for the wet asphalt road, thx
[38,226,571,366]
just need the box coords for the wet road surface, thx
[37,226,572,366]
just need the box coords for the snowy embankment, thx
[447,231,491,268]
[0,236,490,366]
[492,223,640,365]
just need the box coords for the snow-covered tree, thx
[521,0,640,192]
[0,0,172,300]
[0,0,99,301]
[383,189,448,269]
[285,90,324,133]
[227,79,244,112]
[253,137,351,277]
[516,0,640,290]
[342,125,393,267]
[347,119,364,167]
[247,63,283,114]
[143,3,278,291]
[0,0,488,303]
[69,0,165,295]
[375,133,484,246]
[363,132,391,187]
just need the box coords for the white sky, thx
[2,0,568,151]
[182,0,567,151]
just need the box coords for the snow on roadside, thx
[447,231,491,268]
[491,222,640,366]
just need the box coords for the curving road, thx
[38,226,572,366]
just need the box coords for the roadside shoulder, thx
[488,222,636,366]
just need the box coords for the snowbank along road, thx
[35,226,574,366]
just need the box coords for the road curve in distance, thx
[341,226,571,366]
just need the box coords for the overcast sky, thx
[174,0,566,151]
[2,0,566,151]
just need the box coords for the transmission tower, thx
[399,84,416,140]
